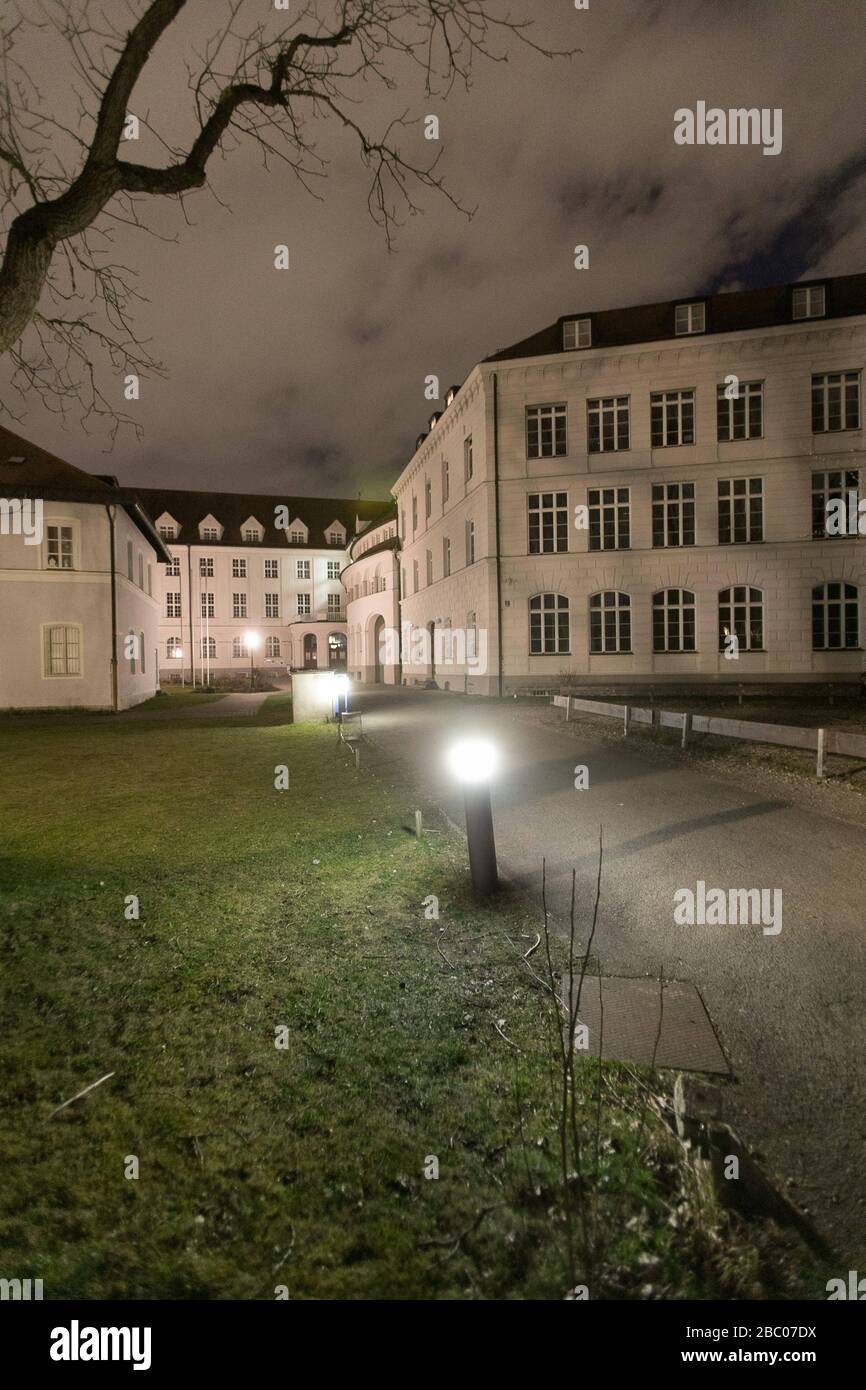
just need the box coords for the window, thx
[717,381,763,440]
[588,487,630,551]
[265,593,279,618]
[464,435,474,481]
[126,539,133,580]
[166,592,181,618]
[243,527,261,543]
[327,593,342,617]
[412,495,418,532]
[200,636,216,659]
[266,636,281,658]
[529,593,570,654]
[201,526,219,541]
[812,371,860,432]
[147,563,152,597]
[443,536,451,577]
[44,624,81,676]
[232,558,247,578]
[563,317,591,350]
[199,556,214,576]
[651,389,695,446]
[812,582,859,649]
[425,477,432,518]
[718,478,763,544]
[233,637,248,659]
[201,592,215,618]
[675,302,705,335]
[413,560,419,593]
[465,518,475,565]
[138,553,144,589]
[327,560,341,579]
[589,592,631,653]
[719,586,763,651]
[264,558,279,579]
[652,482,695,547]
[166,555,180,577]
[528,492,569,554]
[46,524,74,570]
[793,285,825,320]
[232,592,247,619]
[653,589,696,652]
[526,404,566,458]
[426,549,433,585]
[297,594,310,615]
[467,611,477,661]
[140,633,146,675]
[128,631,136,676]
[297,559,311,579]
[812,470,860,539]
[442,457,450,503]
[158,525,176,541]
[167,637,182,659]
[290,529,304,544]
[587,396,629,453]
[400,508,406,538]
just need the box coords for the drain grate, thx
[566,975,730,1075]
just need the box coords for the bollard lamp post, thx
[447,737,499,896]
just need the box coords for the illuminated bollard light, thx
[447,738,499,897]
[331,672,351,717]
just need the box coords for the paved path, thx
[128,692,270,719]
[356,686,866,1264]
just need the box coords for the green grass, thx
[0,707,824,1299]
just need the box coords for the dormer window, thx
[290,530,304,544]
[792,285,826,320]
[326,520,346,546]
[241,515,264,543]
[158,526,175,540]
[156,513,180,541]
[429,411,442,430]
[675,302,705,335]
[563,317,591,350]
[201,527,219,541]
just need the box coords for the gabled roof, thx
[484,271,866,364]
[132,486,388,549]
[0,423,171,561]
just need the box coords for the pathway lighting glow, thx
[446,737,499,896]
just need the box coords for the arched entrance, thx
[373,616,385,683]
[303,633,318,668]
[328,632,347,669]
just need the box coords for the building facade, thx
[0,426,168,710]
[342,506,401,684]
[134,488,387,684]
[391,273,866,695]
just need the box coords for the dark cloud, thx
[1,0,864,499]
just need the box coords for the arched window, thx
[167,637,182,660]
[266,636,281,658]
[529,593,570,654]
[303,633,318,668]
[589,592,631,653]
[200,636,216,659]
[812,582,859,649]
[233,636,248,659]
[718,587,763,652]
[653,589,696,652]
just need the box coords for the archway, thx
[328,632,347,669]
[303,633,318,668]
[373,616,385,683]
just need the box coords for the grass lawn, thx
[0,704,824,1299]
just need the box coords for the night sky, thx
[2,0,864,500]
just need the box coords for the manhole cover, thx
[565,975,730,1075]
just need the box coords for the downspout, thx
[492,373,504,699]
[186,545,195,686]
[106,505,119,711]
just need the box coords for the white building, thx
[0,425,168,710]
[342,506,400,683]
[133,488,386,684]
[392,273,866,695]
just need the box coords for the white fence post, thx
[623,704,630,736]
[816,728,825,780]
[566,695,572,722]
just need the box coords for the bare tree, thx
[0,0,570,433]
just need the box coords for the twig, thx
[493,1018,521,1052]
[47,1071,115,1120]
[436,927,455,970]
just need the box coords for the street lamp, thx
[333,672,351,716]
[447,737,499,896]
[245,630,260,690]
